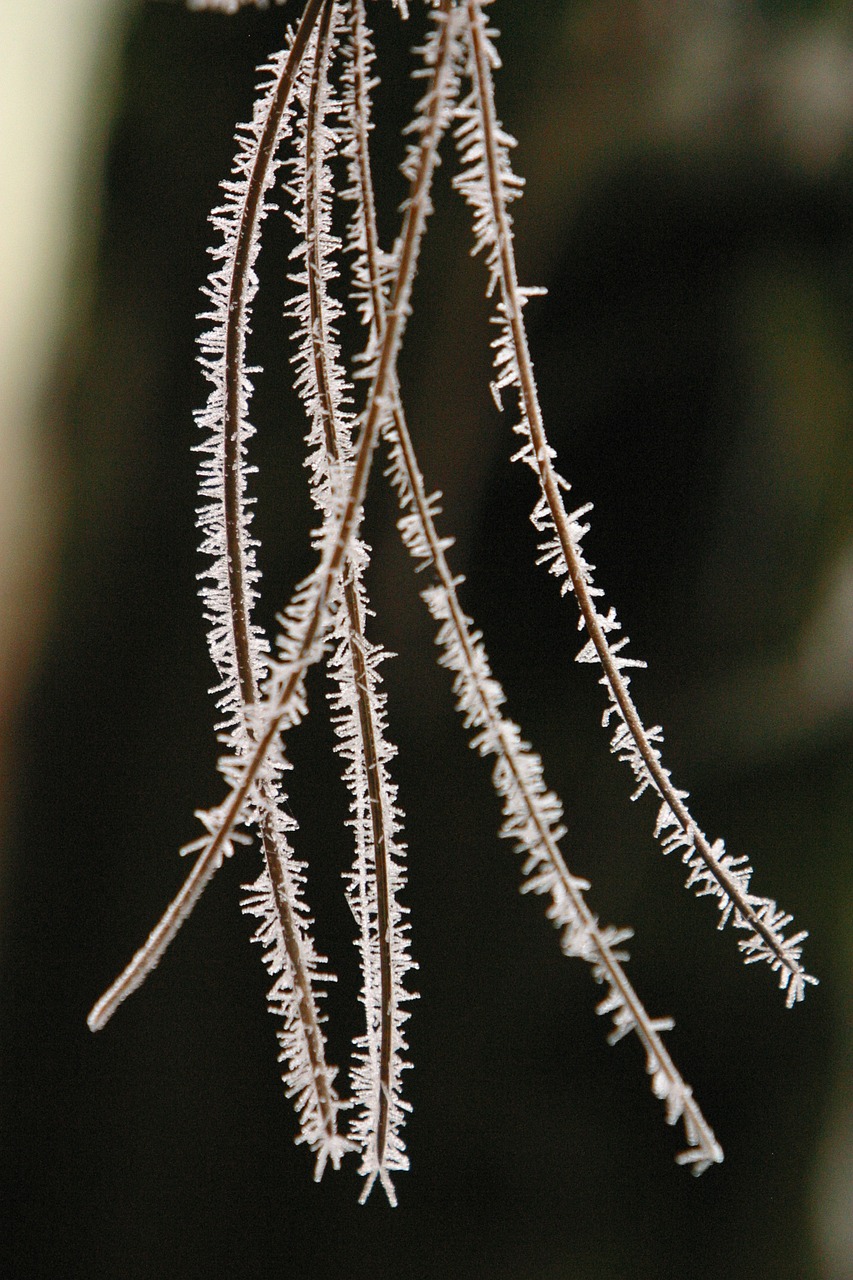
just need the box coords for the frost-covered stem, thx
[302,2,405,1202]
[86,2,330,1039]
[323,0,460,582]
[346,0,384,342]
[89,0,461,1037]
[89,17,348,1170]
[222,0,327,695]
[343,619,396,1179]
[90,697,305,1031]
[389,416,722,1169]
[345,2,718,1173]
[463,0,813,1004]
[257,836,343,1173]
[87,841,230,1030]
[218,0,342,1169]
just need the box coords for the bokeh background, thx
[1,1,851,1276]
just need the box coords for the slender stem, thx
[304,0,397,1182]
[87,840,228,1031]
[348,0,385,345]
[224,0,328,708]
[89,13,341,1147]
[222,0,342,1157]
[392,405,722,1167]
[325,0,459,597]
[89,0,461,1036]
[463,0,809,996]
[345,0,720,1171]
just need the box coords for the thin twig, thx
[89,0,463,1038]
[459,0,815,1006]
[88,0,330,1039]
[302,0,411,1203]
[345,0,720,1172]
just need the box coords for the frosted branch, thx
[289,0,415,1204]
[457,0,816,1007]
[342,0,721,1172]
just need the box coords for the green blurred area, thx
[1,2,851,1277]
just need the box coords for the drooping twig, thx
[341,0,721,1174]
[89,0,463,1043]
[90,3,349,1175]
[88,0,330,1040]
[456,0,815,1007]
[291,0,413,1203]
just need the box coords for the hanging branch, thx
[88,0,463,1044]
[88,0,818,1198]
[340,0,721,1175]
[455,0,815,1008]
[88,0,329,1033]
[287,0,414,1204]
[89,1,349,1175]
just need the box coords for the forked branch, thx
[90,2,349,1173]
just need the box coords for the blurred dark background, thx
[1,1,851,1277]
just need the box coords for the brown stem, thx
[464,0,808,994]
[89,12,344,1157]
[344,0,720,1170]
[235,0,342,1162]
[89,0,460,1038]
[224,0,328,709]
[304,0,396,1178]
